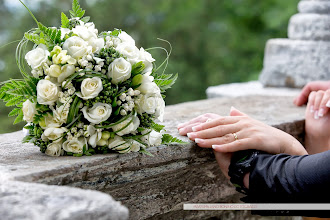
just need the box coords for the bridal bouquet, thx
[0,0,184,157]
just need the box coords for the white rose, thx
[37,79,59,105]
[41,127,67,142]
[142,130,162,146]
[57,64,76,83]
[62,137,87,154]
[63,36,92,59]
[130,140,144,152]
[22,99,36,123]
[81,102,112,124]
[108,136,131,153]
[136,74,160,95]
[77,77,103,100]
[45,141,62,157]
[112,115,140,136]
[39,113,62,129]
[87,125,102,148]
[138,47,155,73]
[89,37,105,54]
[117,31,135,46]
[72,25,104,53]
[116,42,140,64]
[25,44,50,69]
[73,25,98,41]
[155,95,165,122]
[107,58,132,84]
[108,135,126,149]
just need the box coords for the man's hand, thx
[294,81,330,106]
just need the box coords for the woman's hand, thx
[305,89,330,154]
[182,107,307,156]
[294,81,330,106]
[177,113,221,136]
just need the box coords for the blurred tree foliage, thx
[0,0,299,133]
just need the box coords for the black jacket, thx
[246,151,330,217]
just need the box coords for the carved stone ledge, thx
[0,96,305,219]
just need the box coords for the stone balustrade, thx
[259,0,330,88]
[0,95,305,220]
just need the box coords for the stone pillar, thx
[259,0,330,88]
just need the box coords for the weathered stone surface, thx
[288,13,330,41]
[259,38,330,88]
[298,0,330,14]
[0,180,129,220]
[0,96,306,219]
[206,81,301,99]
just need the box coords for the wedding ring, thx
[206,119,212,123]
[233,132,238,141]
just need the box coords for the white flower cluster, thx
[21,14,168,157]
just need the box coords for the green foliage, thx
[70,0,86,18]
[61,12,70,28]
[151,122,165,133]
[162,134,188,145]
[37,23,62,47]
[0,77,39,124]
[154,73,178,93]
[67,96,82,125]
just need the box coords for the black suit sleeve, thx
[248,150,330,203]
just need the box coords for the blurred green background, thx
[0,0,299,133]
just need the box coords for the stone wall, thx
[0,95,305,220]
[259,0,330,88]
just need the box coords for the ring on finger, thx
[232,132,238,141]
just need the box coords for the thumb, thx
[230,106,247,116]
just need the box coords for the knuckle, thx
[215,126,224,135]
[223,134,232,144]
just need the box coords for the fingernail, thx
[177,123,184,128]
[195,138,204,144]
[327,101,330,108]
[179,128,184,134]
[314,110,319,120]
[310,105,314,113]
[212,145,220,150]
[192,126,200,132]
[187,132,196,139]
[318,108,325,117]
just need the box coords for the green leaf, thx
[13,112,24,125]
[8,108,22,117]
[22,135,33,143]
[161,134,187,145]
[154,73,178,93]
[139,148,154,156]
[151,122,165,133]
[80,16,90,23]
[5,96,24,107]
[24,33,41,45]
[61,12,70,28]
[66,96,82,125]
[70,0,85,18]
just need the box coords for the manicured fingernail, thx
[179,128,184,134]
[187,132,196,139]
[177,123,184,128]
[195,138,204,144]
[318,108,325,117]
[310,105,314,113]
[327,101,330,108]
[192,125,200,132]
[314,110,319,119]
[212,145,221,150]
